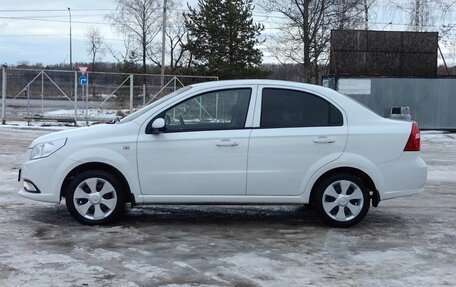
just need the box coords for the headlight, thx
[30,138,67,160]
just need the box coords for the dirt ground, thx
[0,125,455,286]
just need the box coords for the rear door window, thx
[260,88,343,128]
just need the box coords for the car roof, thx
[190,79,330,93]
[189,79,384,123]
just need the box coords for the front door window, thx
[162,88,251,132]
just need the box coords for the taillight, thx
[404,121,420,151]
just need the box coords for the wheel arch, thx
[309,167,380,207]
[60,162,135,204]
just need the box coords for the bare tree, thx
[147,1,192,73]
[332,0,364,29]
[388,0,455,42]
[85,27,106,72]
[388,0,433,32]
[262,0,362,83]
[109,0,162,75]
[106,34,142,74]
[107,34,136,63]
[411,0,431,31]
[361,0,376,30]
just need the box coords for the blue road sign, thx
[79,75,88,85]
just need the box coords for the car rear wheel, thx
[313,173,370,228]
[65,170,125,225]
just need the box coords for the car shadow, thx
[22,203,407,230]
[123,205,320,226]
[23,204,328,227]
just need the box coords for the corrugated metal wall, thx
[335,78,456,130]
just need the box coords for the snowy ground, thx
[0,126,455,286]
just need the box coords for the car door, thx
[137,86,256,196]
[247,86,348,196]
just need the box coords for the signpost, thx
[78,66,88,74]
[78,75,88,85]
[77,66,89,125]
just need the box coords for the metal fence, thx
[0,67,218,125]
[324,77,456,130]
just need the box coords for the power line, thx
[0,9,115,12]
[1,14,453,29]
[0,14,109,19]
[0,16,112,25]
[0,33,126,42]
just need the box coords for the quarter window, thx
[260,88,343,128]
[160,88,251,132]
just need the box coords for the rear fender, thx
[301,152,385,203]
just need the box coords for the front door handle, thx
[216,139,239,147]
[312,136,336,144]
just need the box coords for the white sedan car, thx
[18,80,427,227]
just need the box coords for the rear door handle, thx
[312,136,336,144]
[216,139,239,147]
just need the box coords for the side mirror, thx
[150,118,165,134]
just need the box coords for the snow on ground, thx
[421,132,456,182]
[0,127,455,286]
[44,108,122,121]
[0,121,74,131]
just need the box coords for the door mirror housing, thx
[150,118,166,134]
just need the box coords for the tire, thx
[312,173,370,228]
[65,170,125,225]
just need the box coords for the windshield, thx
[119,86,192,123]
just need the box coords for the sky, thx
[0,0,124,65]
[0,0,454,67]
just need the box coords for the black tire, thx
[65,170,125,225]
[312,173,370,228]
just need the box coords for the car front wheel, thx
[313,173,370,228]
[65,170,125,225]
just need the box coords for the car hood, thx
[29,124,122,148]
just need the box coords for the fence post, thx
[74,71,78,125]
[27,85,30,119]
[86,72,89,126]
[85,79,88,126]
[41,71,44,115]
[143,83,146,106]
[130,74,134,112]
[1,65,6,124]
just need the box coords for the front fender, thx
[66,147,143,203]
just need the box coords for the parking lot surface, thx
[0,126,455,286]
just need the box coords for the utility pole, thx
[68,7,73,70]
[160,0,167,88]
[68,7,75,119]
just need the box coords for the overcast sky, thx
[0,0,127,65]
[0,0,454,67]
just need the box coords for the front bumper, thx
[18,152,80,204]
[18,187,60,203]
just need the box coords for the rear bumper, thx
[377,152,427,201]
[381,188,424,200]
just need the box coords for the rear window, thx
[260,88,343,128]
